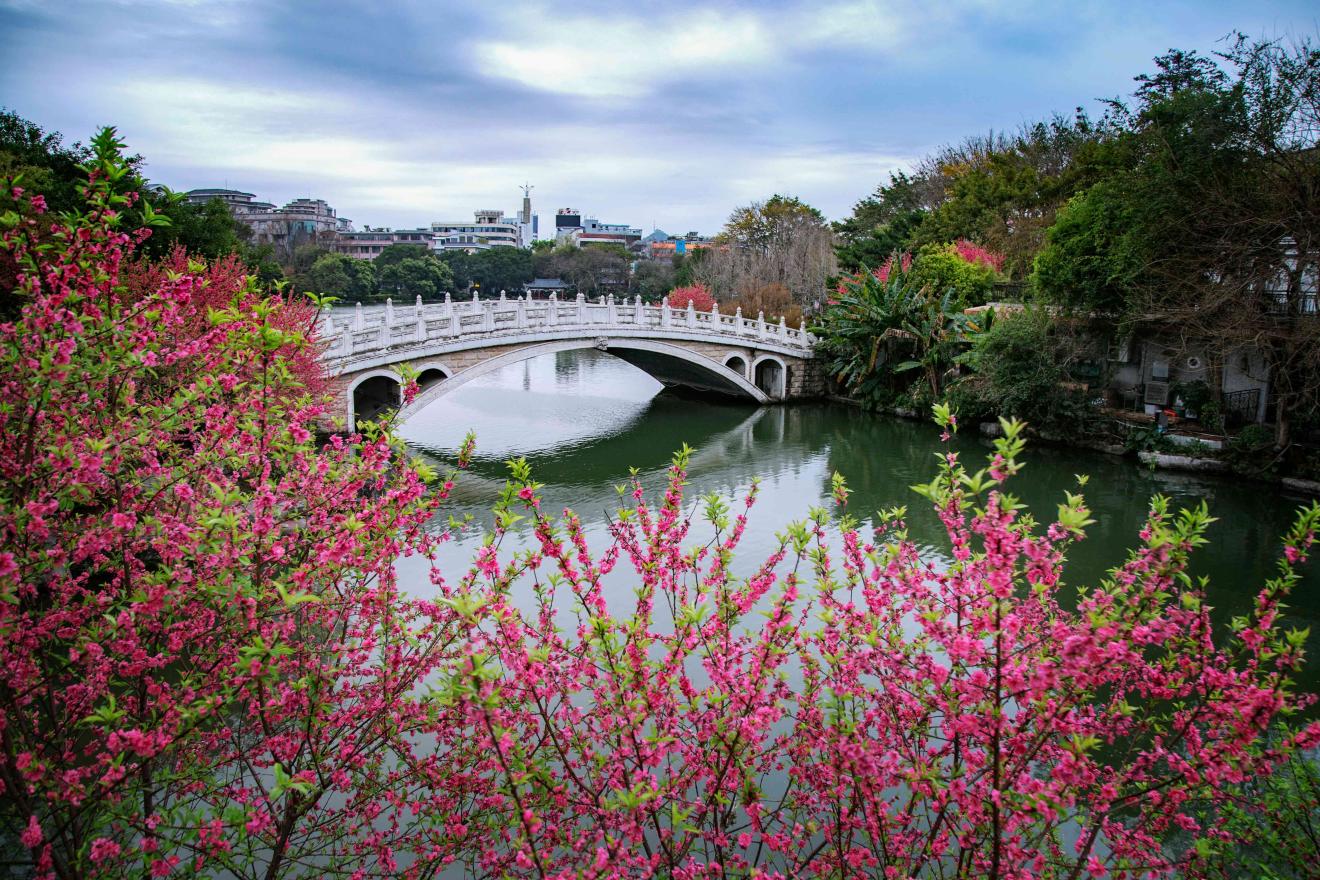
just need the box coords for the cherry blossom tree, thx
[0,130,478,879]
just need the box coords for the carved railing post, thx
[757,310,767,340]
[415,314,425,343]
[687,300,697,329]
[734,306,743,335]
[633,296,643,324]
[661,297,671,328]
[516,294,528,329]
[353,302,365,330]
[384,297,394,325]
[576,292,586,325]
[778,315,787,337]
[415,294,424,319]
[548,292,558,324]
[483,298,494,332]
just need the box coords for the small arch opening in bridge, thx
[417,367,448,391]
[754,356,786,399]
[724,354,748,379]
[353,375,401,427]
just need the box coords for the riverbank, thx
[826,394,1320,499]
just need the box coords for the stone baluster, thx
[634,295,644,324]
[735,306,744,334]
[548,292,559,324]
[415,313,426,343]
[516,294,528,329]
[710,301,720,328]
[385,297,394,326]
[499,289,507,303]
[353,302,365,330]
[687,300,697,329]
[606,294,617,324]
[483,298,495,332]
[439,292,451,336]
[757,310,767,340]
[415,294,424,319]
[778,315,787,337]
[661,297,672,328]
[576,292,586,324]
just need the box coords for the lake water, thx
[396,349,1320,691]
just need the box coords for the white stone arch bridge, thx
[319,293,821,429]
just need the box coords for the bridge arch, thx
[413,359,453,391]
[723,352,749,380]
[347,368,404,427]
[752,354,788,400]
[396,338,769,424]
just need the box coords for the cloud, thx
[476,8,777,98]
[2,0,1317,233]
[476,1,906,99]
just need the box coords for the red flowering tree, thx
[0,130,480,878]
[424,408,1320,878]
[122,246,329,397]
[668,283,715,312]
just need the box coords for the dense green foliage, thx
[0,109,92,215]
[907,242,1000,310]
[948,308,1095,434]
[813,266,980,407]
[439,246,533,296]
[532,242,630,295]
[824,34,1320,449]
[378,255,454,300]
[294,251,377,302]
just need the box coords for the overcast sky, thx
[2,1,1315,234]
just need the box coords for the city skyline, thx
[2,0,1315,234]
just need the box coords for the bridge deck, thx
[320,293,814,373]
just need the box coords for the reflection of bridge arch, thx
[407,404,801,503]
[320,294,820,429]
[396,338,768,425]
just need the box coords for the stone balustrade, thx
[319,292,815,371]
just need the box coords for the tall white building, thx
[430,188,538,252]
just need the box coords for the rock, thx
[1137,451,1227,473]
[1282,477,1320,497]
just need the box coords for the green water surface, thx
[397,349,1320,692]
